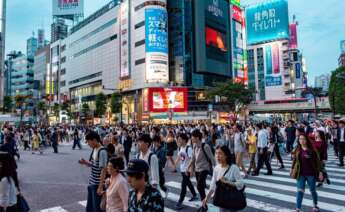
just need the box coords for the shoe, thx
[317,183,323,187]
[264,172,273,176]
[251,172,259,176]
[278,165,285,170]
[189,196,198,202]
[326,179,331,185]
[164,188,169,199]
[175,203,184,210]
[337,163,344,167]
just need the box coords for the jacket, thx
[291,147,321,179]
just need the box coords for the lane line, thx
[41,207,68,212]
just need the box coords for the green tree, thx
[206,80,254,114]
[110,92,122,114]
[53,103,60,118]
[37,101,46,112]
[302,87,323,118]
[95,93,107,117]
[14,95,26,122]
[3,96,13,113]
[81,103,90,115]
[329,66,345,115]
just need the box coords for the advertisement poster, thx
[265,45,272,75]
[295,63,301,79]
[52,0,84,16]
[119,0,130,79]
[245,0,289,45]
[272,43,280,74]
[145,8,169,82]
[266,75,282,86]
[231,0,241,7]
[289,23,298,49]
[148,88,188,113]
[206,26,227,52]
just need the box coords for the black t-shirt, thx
[285,127,296,143]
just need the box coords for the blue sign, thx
[266,75,282,86]
[265,45,272,75]
[295,63,301,79]
[145,8,168,53]
[245,0,289,45]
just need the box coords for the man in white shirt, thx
[337,120,345,167]
[253,123,273,176]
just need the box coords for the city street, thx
[18,144,345,212]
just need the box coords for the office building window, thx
[134,1,166,11]
[60,80,66,87]
[135,21,145,29]
[135,39,145,47]
[60,68,66,75]
[135,58,145,65]
[73,34,117,58]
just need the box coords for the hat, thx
[125,159,149,174]
[138,134,152,144]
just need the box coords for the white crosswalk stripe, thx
[39,153,345,212]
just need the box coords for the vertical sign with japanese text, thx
[245,0,289,45]
[145,8,169,83]
[119,0,130,79]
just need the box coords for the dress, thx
[32,135,40,150]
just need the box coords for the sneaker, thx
[278,165,285,170]
[189,196,198,202]
[175,203,184,210]
[326,179,331,185]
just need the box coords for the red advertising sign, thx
[232,5,243,23]
[289,24,298,49]
[148,88,188,113]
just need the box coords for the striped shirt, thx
[89,147,108,185]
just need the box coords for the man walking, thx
[253,123,273,176]
[79,131,108,212]
[51,128,59,154]
[285,120,296,153]
[337,120,345,167]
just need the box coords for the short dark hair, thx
[109,157,125,171]
[191,129,202,140]
[178,133,188,142]
[85,131,101,143]
[138,134,152,145]
[107,143,115,155]
[216,145,234,165]
[152,135,161,143]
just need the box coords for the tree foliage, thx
[111,92,122,114]
[206,80,255,112]
[53,103,60,117]
[95,93,107,117]
[3,96,13,113]
[37,101,46,112]
[82,103,90,115]
[329,66,345,115]
[302,87,323,118]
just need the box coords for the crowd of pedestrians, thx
[0,118,344,211]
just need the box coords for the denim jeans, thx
[296,176,318,210]
[86,185,102,212]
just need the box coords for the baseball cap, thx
[125,159,149,174]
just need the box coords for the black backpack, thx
[201,143,214,176]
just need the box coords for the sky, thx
[5,0,345,85]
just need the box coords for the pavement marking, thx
[272,161,345,173]
[270,165,345,178]
[282,159,342,168]
[41,207,68,212]
[166,181,291,212]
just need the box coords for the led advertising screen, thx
[53,0,84,17]
[246,0,289,45]
[148,88,188,113]
[231,0,241,7]
[232,5,243,23]
[145,8,169,83]
[289,23,298,49]
[205,26,227,52]
[265,42,282,86]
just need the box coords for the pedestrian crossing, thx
[40,153,345,212]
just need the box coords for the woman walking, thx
[31,130,42,154]
[104,157,129,212]
[233,125,248,178]
[202,145,244,212]
[313,130,330,187]
[246,128,257,175]
[165,130,177,172]
[290,134,323,212]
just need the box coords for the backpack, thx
[89,147,108,165]
[201,143,214,176]
[136,152,155,167]
[178,145,192,158]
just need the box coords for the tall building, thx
[339,40,345,67]
[37,29,49,49]
[4,51,21,97]
[245,0,304,101]
[0,0,6,104]
[27,35,38,59]
[51,18,68,43]
[33,45,50,100]
[314,74,330,92]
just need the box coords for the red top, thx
[312,139,328,161]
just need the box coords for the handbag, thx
[17,195,30,212]
[213,166,247,210]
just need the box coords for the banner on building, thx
[145,8,169,83]
[266,75,282,86]
[52,0,84,17]
[148,87,188,113]
[289,23,298,49]
[119,0,130,79]
[245,0,289,45]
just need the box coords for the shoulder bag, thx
[213,166,247,210]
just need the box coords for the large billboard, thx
[145,8,169,83]
[52,0,84,17]
[148,88,188,113]
[265,42,282,86]
[246,0,289,45]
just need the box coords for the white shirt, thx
[340,128,345,142]
[178,146,193,172]
[209,164,244,191]
[139,150,159,186]
[0,177,17,208]
[257,129,269,148]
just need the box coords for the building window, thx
[69,72,102,85]
[135,58,145,65]
[61,45,66,52]
[135,39,145,47]
[73,34,117,58]
[60,80,66,87]
[134,1,166,11]
[61,56,66,64]
[135,21,145,29]
[60,68,66,75]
